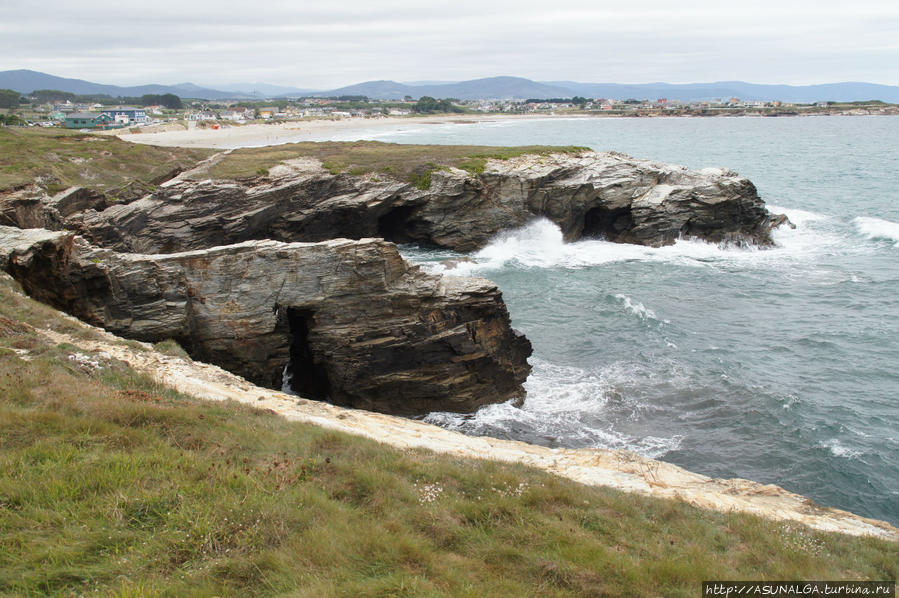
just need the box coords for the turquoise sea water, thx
[340,116,899,525]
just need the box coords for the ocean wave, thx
[819,438,864,460]
[853,216,899,247]
[614,293,660,323]
[767,204,829,226]
[415,215,854,276]
[423,358,683,459]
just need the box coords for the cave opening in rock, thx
[284,307,331,400]
[582,205,635,241]
[377,205,417,243]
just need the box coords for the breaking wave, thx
[819,438,864,460]
[423,358,683,459]
[412,208,856,277]
[854,216,899,247]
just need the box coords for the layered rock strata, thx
[1,151,788,254]
[0,226,532,415]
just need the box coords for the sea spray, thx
[423,358,683,459]
[854,216,899,247]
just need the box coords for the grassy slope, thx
[202,140,589,187]
[0,276,896,597]
[0,129,587,195]
[0,128,214,198]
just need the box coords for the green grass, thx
[0,128,214,198]
[0,273,896,596]
[0,131,587,196]
[202,140,590,186]
[152,339,191,360]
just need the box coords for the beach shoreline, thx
[111,110,898,150]
[112,113,566,148]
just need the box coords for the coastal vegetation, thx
[0,89,19,109]
[201,140,589,184]
[0,129,589,196]
[0,273,896,597]
[411,96,465,114]
[0,127,213,195]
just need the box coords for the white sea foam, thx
[281,364,296,395]
[614,294,658,322]
[820,439,864,460]
[854,216,899,247]
[418,214,855,277]
[423,358,683,459]
[767,204,829,226]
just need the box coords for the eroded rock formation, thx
[0,147,789,416]
[2,151,788,254]
[0,226,531,415]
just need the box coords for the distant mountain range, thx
[200,82,317,97]
[309,77,573,101]
[0,70,245,100]
[2,70,899,103]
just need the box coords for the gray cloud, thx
[1,0,897,87]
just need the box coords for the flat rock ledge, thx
[1,151,789,254]
[0,226,531,415]
[20,312,899,542]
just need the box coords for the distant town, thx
[1,87,897,130]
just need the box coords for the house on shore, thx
[99,108,148,125]
[64,113,119,130]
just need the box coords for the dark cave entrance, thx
[582,205,634,241]
[377,205,417,243]
[284,308,331,400]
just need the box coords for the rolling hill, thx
[2,69,898,103]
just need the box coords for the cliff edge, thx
[2,147,788,255]
[0,226,531,415]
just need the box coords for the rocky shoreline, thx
[4,149,787,253]
[0,147,788,415]
[3,140,897,540]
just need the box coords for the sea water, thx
[337,116,899,525]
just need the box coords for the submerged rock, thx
[0,226,532,415]
[8,150,787,254]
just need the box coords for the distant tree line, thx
[29,89,76,103]
[0,113,24,125]
[411,96,463,114]
[232,100,293,110]
[133,94,183,109]
[0,89,20,109]
[22,89,182,109]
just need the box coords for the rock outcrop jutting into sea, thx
[0,226,532,415]
[1,151,788,254]
[0,147,789,416]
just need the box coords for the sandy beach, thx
[113,113,573,149]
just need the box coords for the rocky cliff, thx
[0,145,789,416]
[0,226,531,415]
[2,151,788,254]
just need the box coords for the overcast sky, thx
[2,0,898,88]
